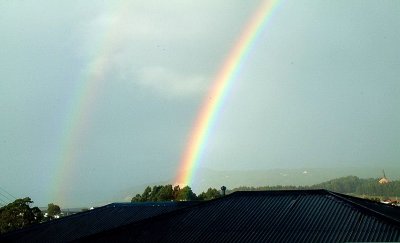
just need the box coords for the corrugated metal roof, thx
[330,191,400,222]
[0,201,197,242]
[87,190,400,242]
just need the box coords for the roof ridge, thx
[229,189,329,195]
[326,190,400,228]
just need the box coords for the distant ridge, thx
[192,166,400,192]
[114,166,400,203]
[230,175,400,197]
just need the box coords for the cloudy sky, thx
[1,0,399,207]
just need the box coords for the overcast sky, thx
[1,0,399,207]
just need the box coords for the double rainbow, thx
[175,0,281,187]
[53,0,281,204]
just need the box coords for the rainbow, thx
[52,0,129,205]
[175,0,281,187]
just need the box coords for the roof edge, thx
[326,190,400,228]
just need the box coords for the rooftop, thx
[0,201,198,242]
[87,190,400,242]
[2,190,400,242]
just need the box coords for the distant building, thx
[379,170,390,184]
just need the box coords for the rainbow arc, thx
[175,0,281,187]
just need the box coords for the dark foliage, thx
[46,203,61,219]
[198,188,222,200]
[0,197,43,234]
[131,185,200,202]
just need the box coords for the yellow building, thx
[378,170,389,184]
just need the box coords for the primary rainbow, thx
[175,0,281,187]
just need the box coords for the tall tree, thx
[131,194,142,202]
[157,185,174,201]
[172,185,181,200]
[47,203,61,219]
[198,188,221,200]
[0,197,43,234]
[176,186,197,201]
[141,186,152,202]
[150,186,163,201]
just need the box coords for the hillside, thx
[230,175,400,198]
[193,167,400,192]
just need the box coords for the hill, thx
[194,167,400,191]
[230,175,400,198]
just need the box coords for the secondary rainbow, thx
[52,0,129,205]
[175,0,281,187]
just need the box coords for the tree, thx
[0,197,43,234]
[31,206,43,222]
[149,186,163,201]
[131,185,224,202]
[176,186,197,201]
[198,188,221,200]
[172,185,181,200]
[157,185,174,201]
[47,203,61,219]
[131,194,142,202]
[141,186,152,202]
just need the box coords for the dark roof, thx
[3,190,400,242]
[0,201,197,242]
[329,191,400,222]
[87,190,400,242]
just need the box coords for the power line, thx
[0,186,16,205]
[0,191,13,203]
[0,196,8,206]
[0,186,17,200]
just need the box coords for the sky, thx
[1,0,399,207]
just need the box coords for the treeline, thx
[0,198,42,234]
[132,176,400,203]
[0,198,62,234]
[311,176,400,196]
[131,185,221,202]
[230,176,400,197]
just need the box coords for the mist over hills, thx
[115,166,400,203]
[192,166,400,191]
